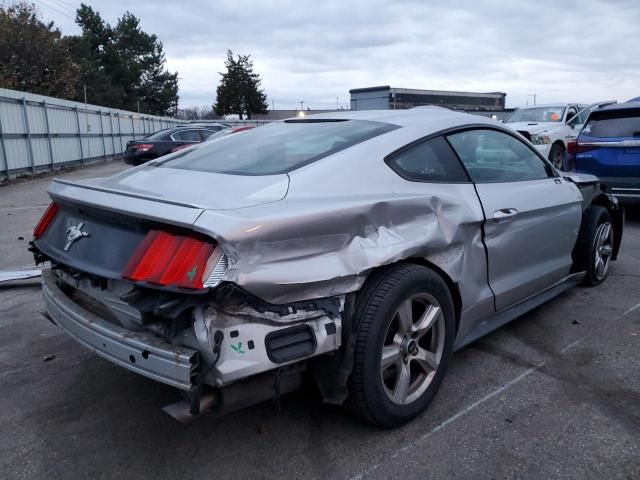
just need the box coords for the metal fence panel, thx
[0,87,186,181]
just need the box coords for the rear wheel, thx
[575,206,614,286]
[348,264,455,427]
[549,143,565,170]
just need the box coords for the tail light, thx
[123,230,218,289]
[567,141,596,155]
[33,202,59,239]
[134,144,154,152]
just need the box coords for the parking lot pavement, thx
[1,168,639,479]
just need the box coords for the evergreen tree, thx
[66,4,179,116]
[0,2,79,98]
[214,50,268,120]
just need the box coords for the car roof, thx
[597,101,640,112]
[285,106,496,129]
[173,125,220,130]
[516,103,577,109]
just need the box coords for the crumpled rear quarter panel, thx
[194,132,490,309]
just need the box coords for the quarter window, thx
[447,129,553,183]
[172,130,201,141]
[386,136,469,182]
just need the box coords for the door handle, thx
[493,208,519,222]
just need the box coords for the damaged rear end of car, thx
[31,173,347,418]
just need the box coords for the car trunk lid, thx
[575,107,640,186]
[33,200,152,280]
[53,165,290,211]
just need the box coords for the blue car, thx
[566,101,640,199]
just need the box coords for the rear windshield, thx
[145,129,174,140]
[506,107,565,123]
[157,119,398,175]
[583,112,640,138]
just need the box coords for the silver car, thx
[31,108,623,427]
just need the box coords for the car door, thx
[446,128,583,311]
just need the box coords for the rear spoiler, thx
[48,179,204,228]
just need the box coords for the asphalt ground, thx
[1,160,639,479]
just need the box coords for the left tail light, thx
[134,144,154,152]
[123,230,219,290]
[33,202,59,239]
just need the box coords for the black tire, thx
[348,263,455,428]
[574,206,614,286]
[549,143,566,170]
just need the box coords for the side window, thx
[446,129,553,183]
[386,136,469,183]
[566,107,578,123]
[172,130,201,141]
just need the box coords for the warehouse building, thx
[350,85,506,112]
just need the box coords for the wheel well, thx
[590,193,624,259]
[371,258,463,334]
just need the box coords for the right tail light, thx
[123,230,223,290]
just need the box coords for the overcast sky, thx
[35,0,640,110]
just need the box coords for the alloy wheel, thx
[593,221,613,281]
[380,293,445,405]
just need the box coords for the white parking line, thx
[350,300,640,480]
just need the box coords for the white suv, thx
[504,103,589,169]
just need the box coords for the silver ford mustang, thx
[31,108,623,427]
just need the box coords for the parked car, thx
[31,108,622,427]
[123,124,228,165]
[203,125,256,142]
[505,103,595,169]
[169,126,256,153]
[566,101,640,199]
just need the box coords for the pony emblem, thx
[64,223,90,251]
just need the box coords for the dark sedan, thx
[123,125,228,165]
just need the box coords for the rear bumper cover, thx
[610,187,640,198]
[42,269,199,390]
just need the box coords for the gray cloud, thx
[35,0,640,109]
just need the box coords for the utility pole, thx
[271,99,275,111]
[299,100,304,111]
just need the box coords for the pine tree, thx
[214,50,268,120]
[66,4,179,116]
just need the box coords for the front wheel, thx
[549,143,566,170]
[348,264,455,427]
